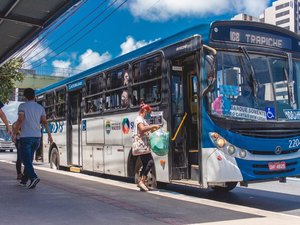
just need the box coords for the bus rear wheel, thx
[211,182,237,192]
[134,156,157,190]
[50,148,60,170]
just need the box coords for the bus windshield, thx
[210,51,300,121]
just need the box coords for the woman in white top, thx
[134,104,160,191]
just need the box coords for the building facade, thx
[261,0,300,34]
[10,72,64,102]
[231,13,260,22]
[231,0,300,35]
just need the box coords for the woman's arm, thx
[0,109,12,135]
[138,123,160,133]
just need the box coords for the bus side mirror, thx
[202,54,216,96]
[205,55,215,82]
[202,45,217,96]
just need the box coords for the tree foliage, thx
[0,58,24,103]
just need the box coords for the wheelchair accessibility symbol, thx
[266,107,275,120]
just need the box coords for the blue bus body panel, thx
[202,103,300,181]
[235,157,300,181]
[36,23,210,95]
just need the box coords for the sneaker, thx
[137,181,149,191]
[17,173,23,180]
[28,178,40,189]
[19,181,27,187]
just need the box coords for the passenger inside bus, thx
[87,101,97,113]
[121,90,129,107]
[235,83,255,108]
[123,71,129,86]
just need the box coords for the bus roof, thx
[36,23,210,95]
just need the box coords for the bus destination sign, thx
[67,79,84,91]
[229,28,292,50]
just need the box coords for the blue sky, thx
[4,0,277,122]
[17,0,277,77]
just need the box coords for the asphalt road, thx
[1,151,300,225]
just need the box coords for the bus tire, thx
[134,156,157,189]
[211,182,237,192]
[50,148,60,170]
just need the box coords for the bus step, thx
[69,166,81,173]
[189,149,199,153]
[171,179,200,187]
[190,164,199,181]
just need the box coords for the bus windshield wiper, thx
[239,46,259,99]
[284,67,296,108]
[283,67,291,106]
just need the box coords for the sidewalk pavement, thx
[1,160,300,225]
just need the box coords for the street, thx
[1,151,300,225]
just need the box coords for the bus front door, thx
[68,90,82,166]
[170,55,201,181]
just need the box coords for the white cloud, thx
[120,36,159,55]
[52,60,71,77]
[52,60,71,69]
[233,0,269,17]
[126,0,269,21]
[75,49,111,71]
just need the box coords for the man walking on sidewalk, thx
[14,88,53,189]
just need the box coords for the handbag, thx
[132,134,151,156]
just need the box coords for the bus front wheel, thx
[134,156,157,189]
[50,148,60,170]
[211,182,237,192]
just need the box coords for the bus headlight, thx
[209,132,248,159]
[227,145,236,155]
[216,138,226,148]
[239,150,247,158]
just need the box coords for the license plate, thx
[268,161,286,171]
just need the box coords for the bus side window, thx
[85,75,103,114]
[131,55,162,106]
[106,75,111,90]
[104,67,129,110]
[99,76,105,92]
[45,92,55,120]
[132,90,138,106]
[55,88,66,119]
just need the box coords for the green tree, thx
[0,58,24,103]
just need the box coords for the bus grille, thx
[252,161,297,175]
[253,168,295,175]
[248,149,299,155]
[231,129,300,138]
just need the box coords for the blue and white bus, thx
[36,20,300,191]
